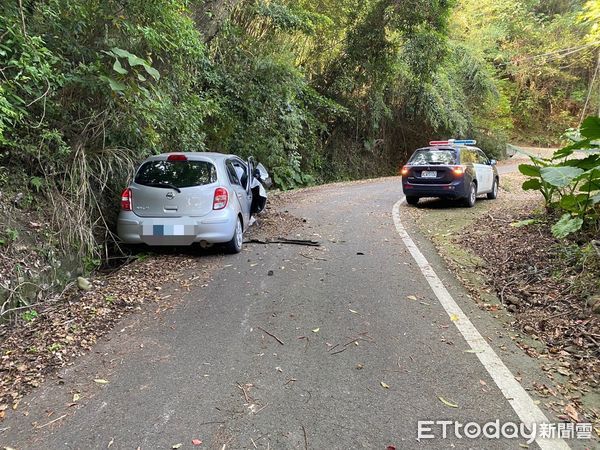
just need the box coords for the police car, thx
[401,140,499,207]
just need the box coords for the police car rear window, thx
[409,149,457,165]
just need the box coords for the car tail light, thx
[167,154,187,161]
[213,187,228,210]
[121,188,132,211]
[452,166,465,176]
[401,166,410,176]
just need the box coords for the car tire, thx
[225,216,243,254]
[487,178,498,200]
[406,196,419,205]
[464,182,477,208]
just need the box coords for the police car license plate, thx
[421,170,437,178]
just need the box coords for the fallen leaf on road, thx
[94,379,109,385]
[349,309,358,314]
[565,404,579,422]
[192,439,202,446]
[450,314,460,322]
[312,328,320,333]
[380,381,389,389]
[438,396,458,408]
[406,295,417,301]
[172,444,183,449]
[72,393,80,402]
[108,438,114,448]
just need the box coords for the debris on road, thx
[245,238,320,247]
[438,396,459,408]
[257,326,285,345]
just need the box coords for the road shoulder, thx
[401,168,600,442]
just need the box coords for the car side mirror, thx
[489,159,497,166]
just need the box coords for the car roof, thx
[413,145,481,153]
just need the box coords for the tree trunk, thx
[191,0,242,43]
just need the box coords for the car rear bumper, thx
[117,209,238,246]
[402,179,468,199]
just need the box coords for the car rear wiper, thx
[142,182,182,193]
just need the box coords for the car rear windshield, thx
[135,160,217,188]
[409,149,457,165]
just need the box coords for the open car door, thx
[249,158,269,215]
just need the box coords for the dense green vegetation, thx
[0,1,598,276]
[519,115,600,238]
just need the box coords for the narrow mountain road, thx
[2,178,571,449]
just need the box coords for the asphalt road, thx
[1,178,568,449]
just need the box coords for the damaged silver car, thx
[117,152,270,253]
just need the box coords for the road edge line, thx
[392,199,569,450]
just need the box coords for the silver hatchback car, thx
[117,152,269,253]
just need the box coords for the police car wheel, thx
[465,182,477,208]
[487,178,498,200]
[406,196,419,205]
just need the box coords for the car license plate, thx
[142,224,190,236]
[421,170,437,178]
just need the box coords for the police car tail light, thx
[401,166,410,176]
[213,187,229,210]
[452,166,465,175]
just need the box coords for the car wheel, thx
[487,178,498,199]
[225,216,243,254]
[464,182,477,207]
[406,196,419,205]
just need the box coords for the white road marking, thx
[392,199,569,450]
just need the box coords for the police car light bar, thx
[429,139,477,146]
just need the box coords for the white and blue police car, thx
[401,140,499,207]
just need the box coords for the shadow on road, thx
[412,196,495,210]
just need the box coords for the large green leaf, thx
[112,59,128,75]
[100,76,126,92]
[552,146,574,160]
[540,166,584,187]
[143,64,160,81]
[580,116,600,140]
[522,178,542,191]
[576,168,600,192]
[551,214,583,239]
[562,154,600,170]
[518,164,540,177]
[559,193,590,212]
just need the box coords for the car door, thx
[476,149,494,192]
[466,148,488,194]
[228,159,252,227]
